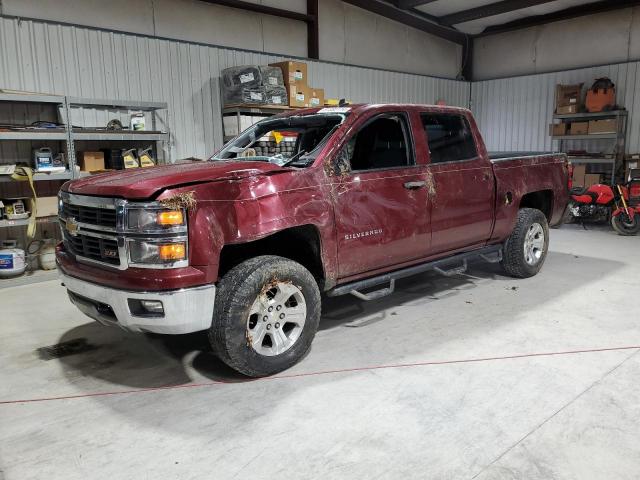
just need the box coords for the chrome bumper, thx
[60,271,216,334]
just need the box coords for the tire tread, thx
[502,208,549,278]
[209,255,320,377]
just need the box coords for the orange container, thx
[586,88,615,112]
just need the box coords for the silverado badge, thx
[66,217,80,237]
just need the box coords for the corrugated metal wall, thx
[0,16,470,161]
[5,16,640,160]
[472,62,640,153]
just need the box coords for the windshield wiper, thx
[281,150,308,167]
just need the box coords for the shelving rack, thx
[67,97,170,165]
[0,92,72,241]
[1,93,170,184]
[1,92,170,285]
[551,110,628,184]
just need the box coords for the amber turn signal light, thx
[157,210,184,226]
[158,243,186,261]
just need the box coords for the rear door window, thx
[421,114,477,164]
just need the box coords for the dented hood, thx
[64,160,288,199]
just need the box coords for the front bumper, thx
[60,271,216,334]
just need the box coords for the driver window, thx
[340,114,412,172]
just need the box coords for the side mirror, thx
[333,146,350,176]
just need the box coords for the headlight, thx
[127,208,186,232]
[128,240,188,267]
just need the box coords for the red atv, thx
[568,179,640,235]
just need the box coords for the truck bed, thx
[489,151,558,161]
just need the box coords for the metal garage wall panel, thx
[472,62,640,154]
[0,16,469,160]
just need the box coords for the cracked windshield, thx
[211,113,347,168]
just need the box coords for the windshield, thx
[211,113,347,167]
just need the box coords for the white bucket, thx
[39,239,57,270]
[0,243,27,277]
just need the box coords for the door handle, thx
[482,172,491,181]
[404,181,426,190]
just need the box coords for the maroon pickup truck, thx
[57,104,568,376]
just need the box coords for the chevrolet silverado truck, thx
[57,104,569,377]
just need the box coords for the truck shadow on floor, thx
[318,261,504,331]
[54,251,623,390]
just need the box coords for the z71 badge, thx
[102,248,119,258]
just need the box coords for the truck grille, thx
[63,230,121,266]
[62,203,117,230]
[60,194,121,267]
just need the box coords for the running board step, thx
[350,279,395,301]
[434,260,467,277]
[480,250,503,263]
[327,244,503,298]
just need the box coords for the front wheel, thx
[611,211,640,236]
[209,255,321,377]
[502,208,549,278]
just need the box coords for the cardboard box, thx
[223,114,254,137]
[549,123,567,136]
[572,164,587,186]
[77,151,105,172]
[308,88,324,108]
[287,84,310,108]
[624,158,640,181]
[588,119,617,134]
[568,122,589,135]
[35,196,59,218]
[269,61,307,87]
[556,104,579,115]
[556,83,582,108]
[584,173,602,187]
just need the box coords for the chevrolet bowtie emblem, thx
[66,217,80,237]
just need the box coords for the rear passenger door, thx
[331,112,431,279]
[421,112,495,254]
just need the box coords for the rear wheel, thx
[209,255,321,377]
[611,211,640,236]
[502,208,549,278]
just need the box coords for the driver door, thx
[331,112,431,279]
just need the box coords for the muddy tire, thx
[611,212,640,236]
[209,255,321,377]
[502,208,549,278]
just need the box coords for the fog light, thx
[158,243,186,261]
[141,300,164,314]
[128,240,187,266]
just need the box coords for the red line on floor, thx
[2,345,639,406]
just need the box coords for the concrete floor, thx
[1,224,639,480]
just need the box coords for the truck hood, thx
[64,160,289,199]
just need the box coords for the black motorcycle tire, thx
[561,203,575,225]
[611,212,640,236]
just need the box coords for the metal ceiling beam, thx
[440,0,556,26]
[198,0,314,23]
[477,0,640,36]
[342,0,467,44]
[307,0,319,59]
[394,0,438,9]
[198,0,319,58]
